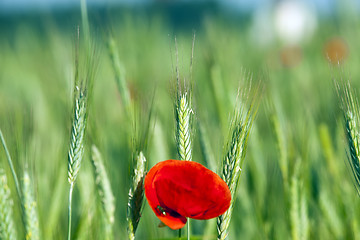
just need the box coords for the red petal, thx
[157,213,187,230]
[144,160,231,229]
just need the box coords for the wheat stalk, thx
[126,88,153,239]
[67,87,87,240]
[172,36,196,239]
[217,85,260,240]
[80,0,90,42]
[289,159,309,240]
[198,120,216,172]
[127,151,146,240]
[91,145,115,240]
[290,163,300,240]
[176,93,193,161]
[0,129,21,200]
[22,171,40,240]
[0,169,17,240]
[345,109,360,193]
[299,191,309,240]
[336,81,360,195]
[67,27,97,240]
[270,113,288,186]
[217,121,246,240]
[68,93,87,186]
[107,35,131,114]
[172,35,194,163]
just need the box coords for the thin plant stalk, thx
[80,0,90,43]
[68,183,74,240]
[187,219,190,240]
[0,129,21,200]
[107,35,131,115]
[198,120,216,172]
[270,113,288,186]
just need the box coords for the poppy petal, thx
[145,160,231,229]
[157,213,187,230]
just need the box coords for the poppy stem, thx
[178,229,181,238]
[187,218,190,240]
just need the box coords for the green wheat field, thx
[1,2,360,239]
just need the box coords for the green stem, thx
[68,183,74,240]
[80,0,90,41]
[178,228,181,239]
[0,129,21,200]
[187,218,190,240]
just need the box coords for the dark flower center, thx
[156,205,182,219]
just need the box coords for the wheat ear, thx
[290,159,309,240]
[0,169,17,240]
[22,171,40,240]
[217,86,260,240]
[217,121,245,240]
[67,27,97,240]
[67,87,87,240]
[68,92,87,186]
[345,109,360,193]
[173,36,196,239]
[336,81,360,195]
[176,93,193,161]
[127,151,146,240]
[126,90,154,239]
[91,145,115,240]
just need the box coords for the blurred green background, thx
[1,0,360,239]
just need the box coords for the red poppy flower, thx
[144,159,231,230]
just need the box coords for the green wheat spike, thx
[217,121,245,240]
[217,85,260,240]
[336,81,360,195]
[127,151,146,240]
[0,169,17,240]
[67,77,94,240]
[176,93,193,161]
[67,28,97,240]
[67,89,88,240]
[22,171,40,240]
[91,145,115,240]
[345,110,360,192]
[300,192,309,240]
[68,93,87,185]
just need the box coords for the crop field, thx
[1,1,360,239]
